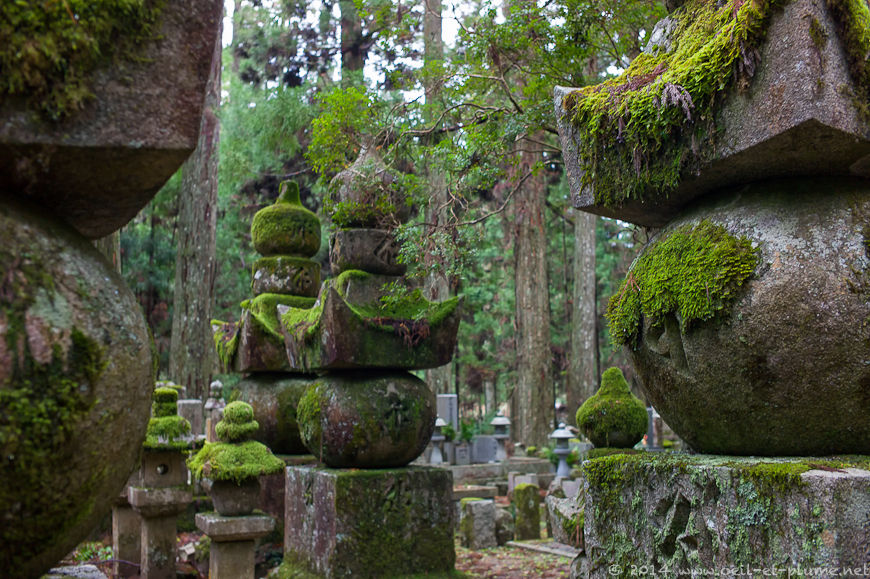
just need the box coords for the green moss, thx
[826,0,870,120]
[0,0,165,120]
[0,327,106,567]
[244,293,316,341]
[281,270,459,344]
[215,401,260,442]
[211,320,239,371]
[251,181,321,257]
[564,0,786,206]
[587,447,642,459]
[606,220,758,347]
[187,440,284,484]
[576,367,648,448]
[143,415,192,450]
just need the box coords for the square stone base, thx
[284,465,455,577]
[571,454,870,578]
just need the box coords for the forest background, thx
[118,0,666,447]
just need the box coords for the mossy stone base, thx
[284,465,455,577]
[296,371,436,468]
[571,453,870,578]
[0,197,154,578]
[628,179,870,455]
[232,373,315,454]
[252,256,321,297]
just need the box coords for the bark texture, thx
[567,211,598,419]
[511,139,554,447]
[169,20,222,400]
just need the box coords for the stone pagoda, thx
[555,0,870,574]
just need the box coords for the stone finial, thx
[250,181,321,258]
[576,368,647,449]
[215,401,260,443]
[143,387,193,450]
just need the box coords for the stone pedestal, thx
[284,465,455,577]
[195,513,274,579]
[459,499,497,550]
[572,454,870,578]
[111,498,141,578]
[128,486,192,579]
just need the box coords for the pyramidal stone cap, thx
[555,0,870,227]
[0,0,223,239]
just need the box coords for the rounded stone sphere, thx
[628,178,870,455]
[0,198,154,578]
[233,373,313,454]
[296,371,436,468]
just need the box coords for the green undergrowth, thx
[562,0,870,206]
[606,219,758,347]
[0,0,165,120]
[281,270,459,342]
[187,439,284,484]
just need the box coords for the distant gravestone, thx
[471,435,498,464]
[437,394,459,430]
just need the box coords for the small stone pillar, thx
[490,413,511,462]
[129,387,194,579]
[512,483,541,540]
[459,498,497,550]
[196,513,275,579]
[112,471,142,577]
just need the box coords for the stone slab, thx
[459,499,497,550]
[554,0,870,227]
[195,513,274,542]
[453,485,498,501]
[0,0,222,238]
[42,565,108,579]
[445,457,553,485]
[284,465,455,577]
[571,454,870,578]
[128,487,192,518]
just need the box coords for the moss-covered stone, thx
[0,197,154,579]
[280,271,462,372]
[187,440,284,485]
[606,220,758,347]
[0,0,165,120]
[296,371,436,468]
[574,453,870,575]
[143,387,192,451]
[252,256,321,298]
[251,181,321,258]
[512,483,541,540]
[576,368,648,449]
[327,146,412,228]
[215,401,259,443]
[283,465,455,577]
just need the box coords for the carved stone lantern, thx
[490,413,511,462]
[430,417,447,465]
[549,423,574,478]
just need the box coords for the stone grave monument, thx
[0,3,221,577]
[274,147,462,576]
[555,0,870,574]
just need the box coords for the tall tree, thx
[169,19,222,400]
[510,138,554,446]
[567,211,599,418]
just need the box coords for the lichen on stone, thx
[606,219,758,347]
[0,0,165,120]
[563,0,788,206]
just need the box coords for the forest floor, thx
[60,533,574,578]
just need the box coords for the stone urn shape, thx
[576,367,648,449]
[188,401,284,516]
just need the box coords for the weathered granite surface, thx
[233,373,314,454]
[571,453,870,578]
[629,179,870,455]
[284,466,455,577]
[0,197,154,578]
[0,0,223,238]
[555,0,870,227]
[459,499,497,550]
